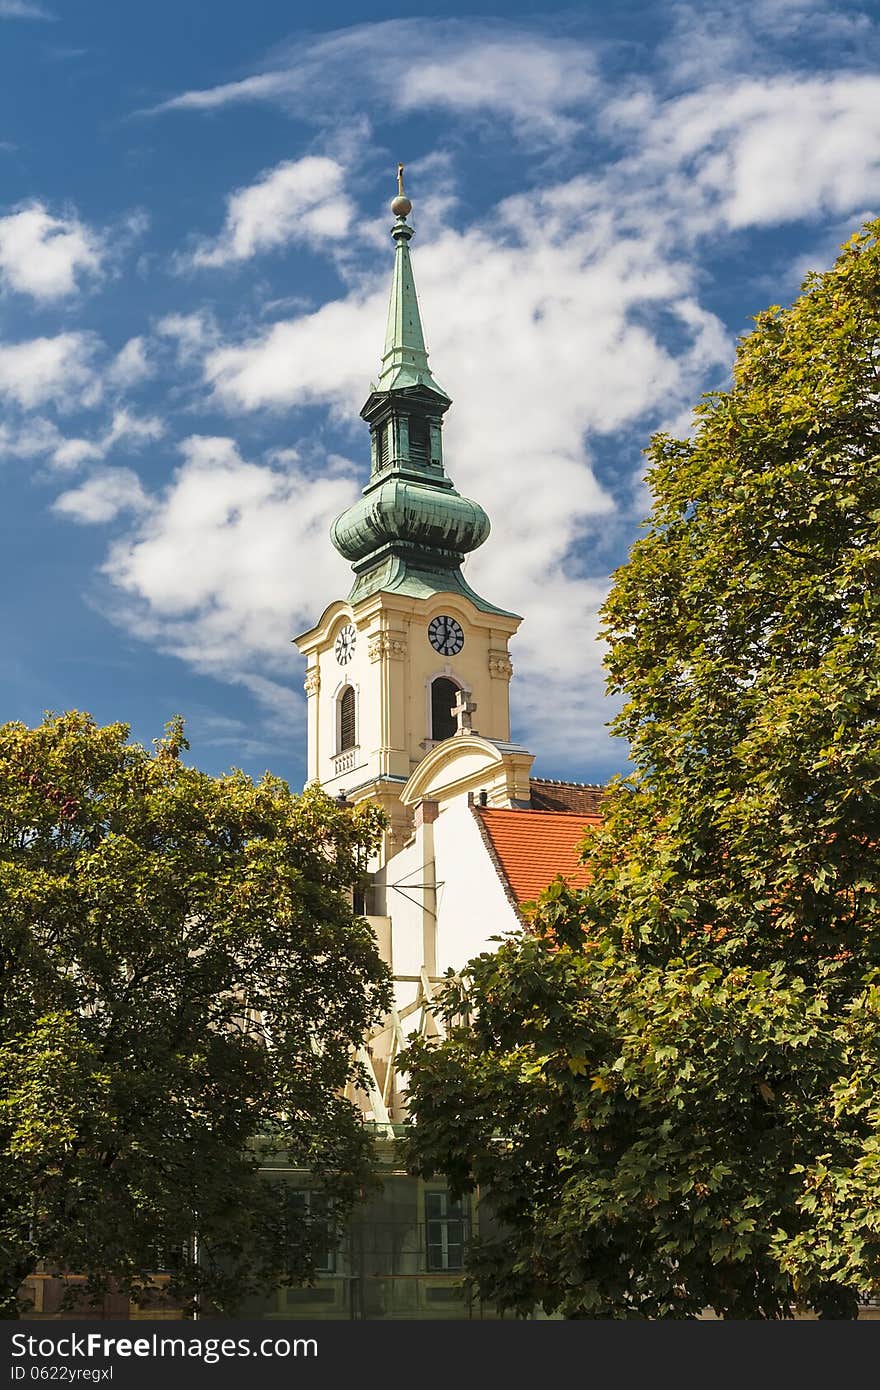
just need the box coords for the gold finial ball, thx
[391,193,412,218]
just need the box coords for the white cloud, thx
[150,18,597,139]
[106,336,153,389]
[0,416,67,462]
[204,293,382,412]
[152,17,880,238]
[51,437,102,469]
[605,74,880,233]
[0,332,100,410]
[0,202,102,300]
[658,0,876,86]
[101,437,359,704]
[101,408,164,450]
[0,0,53,17]
[396,35,596,132]
[53,468,152,524]
[189,156,353,268]
[153,71,288,114]
[156,310,219,362]
[0,404,163,472]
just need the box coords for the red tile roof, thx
[474,806,600,906]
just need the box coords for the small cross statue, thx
[451,689,477,735]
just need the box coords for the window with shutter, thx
[339,687,356,751]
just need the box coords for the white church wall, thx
[377,836,428,1027]
[434,799,521,972]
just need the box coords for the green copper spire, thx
[374,165,448,398]
[329,168,516,620]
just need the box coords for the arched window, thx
[431,677,459,743]
[338,686,356,752]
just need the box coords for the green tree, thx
[403,220,880,1317]
[0,711,390,1318]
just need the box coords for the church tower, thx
[295,169,521,859]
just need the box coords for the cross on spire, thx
[451,689,477,735]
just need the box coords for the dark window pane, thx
[431,678,458,742]
[424,1191,468,1272]
[285,1190,338,1274]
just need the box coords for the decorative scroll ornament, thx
[304,668,321,697]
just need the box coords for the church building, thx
[294,169,602,1131]
[18,171,604,1325]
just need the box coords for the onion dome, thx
[331,476,490,570]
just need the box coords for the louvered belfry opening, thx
[339,687,356,751]
[431,677,458,742]
[377,422,390,470]
[408,416,429,467]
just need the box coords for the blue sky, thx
[1,0,878,788]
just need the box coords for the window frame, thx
[424,1189,469,1273]
[338,685,356,753]
[430,675,461,743]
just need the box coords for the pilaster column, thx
[368,630,408,778]
[413,797,438,977]
[488,648,513,742]
[303,666,321,783]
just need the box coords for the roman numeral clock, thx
[428,615,464,657]
[334,623,357,665]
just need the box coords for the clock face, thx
[334,623,357,665]
[428,615,465,657]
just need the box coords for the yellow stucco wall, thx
[297,589,520,805]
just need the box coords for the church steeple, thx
[375,165,448,399]
[331,168,511,619]
[296,168,523,844]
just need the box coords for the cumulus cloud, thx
[106,336,153,389]
[0,416,70,464]
[606,74,880,233]
[53,468,152,524]
[155,310,219,363]
[204,294,381,412]
[0,405,163,471]
[50,437,102,469]
[101,438,359,717]
[188,156,353,268]
[101,407,165,450]
[0,202,103,300]
[0,332,100,410]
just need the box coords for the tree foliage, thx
[403,220,880,1317]
[0,711,390,1317]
